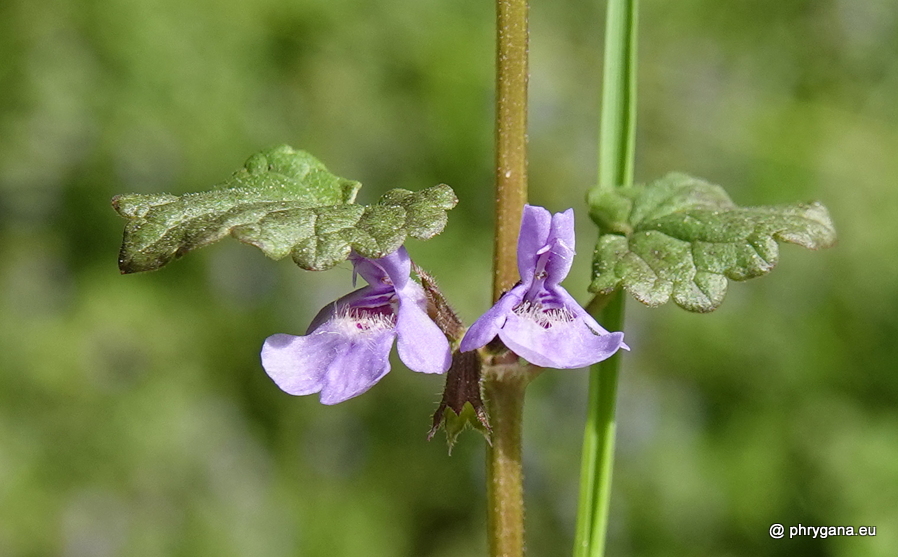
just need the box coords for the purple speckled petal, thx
[551,286,610,333]
[544,209,576,288]
[459,284,527,352]
[305,285,395,333]
[516,205,552,283]
[261,319,396,404]
[498,309,625,369]
[395,282,451,374]
[549,286,630,351]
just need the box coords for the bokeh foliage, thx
[1,0,897,556]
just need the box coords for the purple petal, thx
[516,205,552,283]
[395,282,451,374]
[551,286,610,334]
[498,285,626,368]
[351,247,411,290]
[459,284,526,352]
[304,301,338,334]
[378,247,412,290]
[261,320,396,405]
[551,285,630,350]
[545,209,576,288]
[549,286,629,350]
[350,256,388,287]
[499,313,624,369]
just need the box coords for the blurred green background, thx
[1,0,896,555]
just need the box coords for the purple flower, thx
[460,205,626,368]
[261,247,451,404]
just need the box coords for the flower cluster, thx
[261,205,626,403]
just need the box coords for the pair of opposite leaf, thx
[113,146,835,406]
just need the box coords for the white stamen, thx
[513,301,575,328]
[333,305,396,333]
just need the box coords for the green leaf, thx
[588,173,837,312]
[112,145,457,273]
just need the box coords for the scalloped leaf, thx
[112,145,458,273]
[231,182,458,271]
[588,173,836,312]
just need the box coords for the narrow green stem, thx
[574,0,637,556]
[483,369,528,557]
[493,0,529,301]
[575,292,625,557]
[596,0,638,193]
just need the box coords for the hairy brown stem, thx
[493,0,529,302]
